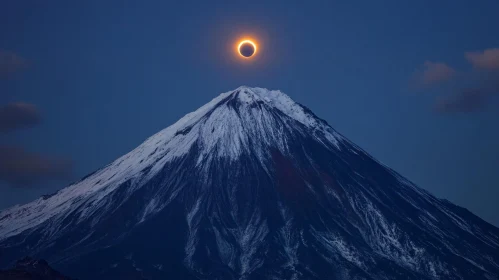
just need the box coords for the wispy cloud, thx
[413,61,456,87]
[0,50,28,79]
[435,89,490,113]
[465,48,499,70]
[414,48,499,114]
[0,146,73,187]
[0,50,74,188]
[0,103,41,133]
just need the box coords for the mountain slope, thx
[1,86,498,280]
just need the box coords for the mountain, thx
[0,257,74,280]
[0,86,498,280]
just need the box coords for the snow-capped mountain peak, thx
[0,87,341,241]
[232,86,320,127]
[1,86,498,280]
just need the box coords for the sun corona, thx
[238,40,257,58]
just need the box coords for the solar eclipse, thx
[238,40,257,58]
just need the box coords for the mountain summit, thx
[1,87,498,280]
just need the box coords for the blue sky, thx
[1,0,499,225]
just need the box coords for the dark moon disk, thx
[239,43,255,58]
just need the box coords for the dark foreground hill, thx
[0,257,74,280]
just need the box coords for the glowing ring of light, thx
[238,40,257,58]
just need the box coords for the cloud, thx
[0,50,28,79]
[435,89,490,113]
[0,146,73,187]
[0,103,42,133]
[465,48,499,70]
[435,77,499,113]
[413,48,499,114]
[416,61,456,86]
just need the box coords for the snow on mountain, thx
[1,86,498,280]
[0,86,342,241]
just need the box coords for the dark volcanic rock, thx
[0,257,74,280]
